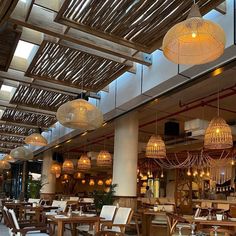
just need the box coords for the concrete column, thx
[112,111,139,197]
[40,150,56,200]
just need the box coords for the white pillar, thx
[113,112,139,197]
[40,150,56,196]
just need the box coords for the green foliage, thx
[93,184,117,210]
[28,180,41,198]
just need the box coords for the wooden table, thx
[185,216,236,233]
[141,209,166,236]
[47,213,101,236]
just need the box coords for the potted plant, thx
[93,184,117,212]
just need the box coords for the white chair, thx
[28,198,40,204]
[8,208,50,236]
[69,197,79,201]
[101,207,133,234]
[77,205,117,234]
[51,200,67,212]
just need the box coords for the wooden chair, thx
[101,207,134,235]
[7,208,51,236]
[77,205,117,234]
[166,212,190,236]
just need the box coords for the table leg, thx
[142,214,152,236]
[94,220,100,233]
[71,223,77,236]
[57,221,64,236]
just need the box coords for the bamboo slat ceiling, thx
[0,0,19,26]
[1,109,56,128]
[0,124,36,136]
[0,135,24,144]
[26,40,131,92]
[56,0,223,53]
[10,85,76,112]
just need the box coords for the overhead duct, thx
[185,119,236,140]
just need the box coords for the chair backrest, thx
[8,209,20,230]
[52,200,67,212]
[100,205,117,221]
[82,198,94,203]
[217,203,230,211]
[113,207,132,225]
[28,198,40,204]
[201,201,212,208]
[166,213,186,235]
[2,206,11,228]
[69,197,79,201]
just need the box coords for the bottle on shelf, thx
[154,199,158,212]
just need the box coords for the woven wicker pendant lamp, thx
[10,147,33,160]
[0,160,11,170]
[146,113,166,159]
[163,3,225,65]
[62,159,74,174]
[25,133,48,146]
[97,150,112,167]
[3,154,15,163]
[50,163,61,178]
[204,88,232,150]
[77,154,91,170]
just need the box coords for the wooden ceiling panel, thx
[1,108,56,128]
[55,0,224,53]
[0,26,21,71]
[10,84,76,112]
[0,135,24,144]
[25,40,131,92]
[0,0,19,26]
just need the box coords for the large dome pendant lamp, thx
[146,113,166,159]
[163,1,226,65]
[56,94,103,130]
[204,88,233,150]
[25,128,48,146]
[56,55,103,130]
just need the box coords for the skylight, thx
[1,85,14,92]
[14,40,35,59]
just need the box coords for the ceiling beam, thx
[0,100,56,116]
[0,140,24,146]
[0,131,27,138]
[0,120,47,130]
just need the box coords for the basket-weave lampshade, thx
[61,174,70,181]
[3,154,15,163]
[0,160,11,170]
[10,147,33,160]
[97,180,103,186]
[25,133,48,146]
[163,4,225,65]
[50,163,61,178]
[204,116,233,150]
[62,159,74,173]
[89,179,95,186]
[146,135,166,158]
[56,99,103,130]
[73,172,84,179]
[81,179,86,184]
[105,178,112,186]
[97,150,112,167]
[77,154,91,170]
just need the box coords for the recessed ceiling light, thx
[14,40,35,59]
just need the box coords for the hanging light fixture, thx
[62,159,74,173]
[10,147,33,160]
[25,133,47,146]
[81,179,86,184]
[50,163,61,178]
[204,116,232,149]
[77,154,91,170]
[74,172,84,179]
[3,154,15,163]
[204,87,232,150]
[89,179,95,186]
[97,180,103,186]
[61,174,71,181]
[146,135,166,158]
[0,160,11,170]
[97,150,112,167]
[163,2,225,65]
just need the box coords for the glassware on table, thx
[79,205,83,216]
[212,226,219,236]
[207,208,212,220]
[190,223,196,236]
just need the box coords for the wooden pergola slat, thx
[55,0,225,53]
[25,40,131,92]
